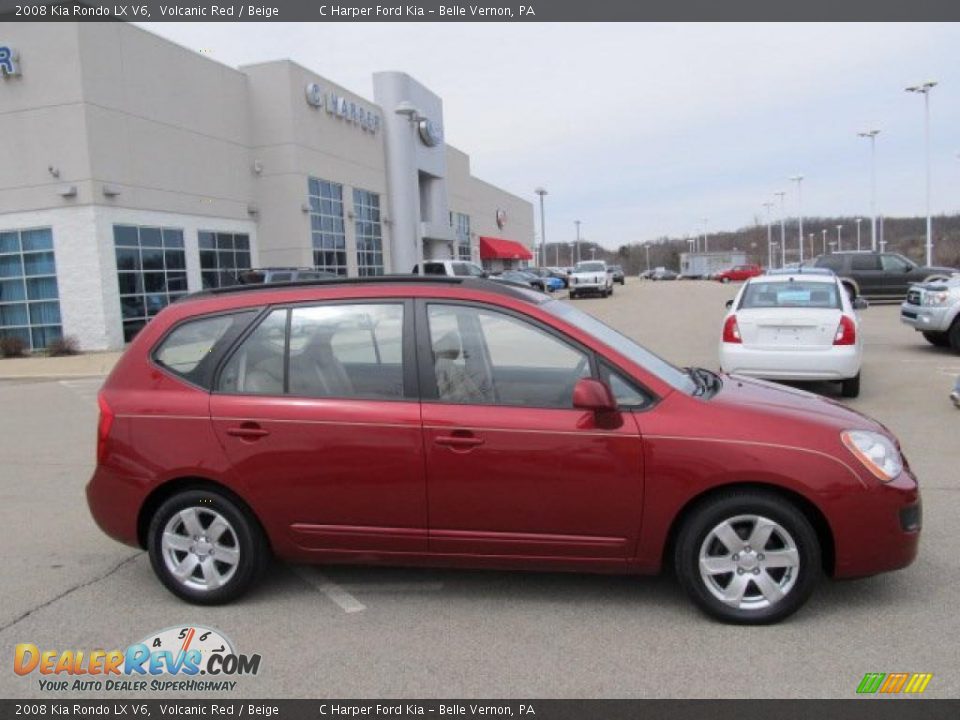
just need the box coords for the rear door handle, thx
[226,423,270,439]
[434,433,484,449]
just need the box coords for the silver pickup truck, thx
[900,274,960,351]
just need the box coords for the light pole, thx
[821,228,828,254]
[809,233,815,259]
[775,191,787,268]
[789,175,805,264]
[644,243,651,271]
[905,81,937,266]
[574,220,581,264]
[855,217,862,251]
[857,130,880,251]
[836,224,843,252]
[534,187,547,267]
[590,247,597,260]
[568,242,575,266]
[701,218,709,253]
[762,201,774,268]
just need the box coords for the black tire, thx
[841,372,861,398]
[148,488,269,605]
[721,277,731,284]
[949,320,960,352]
[922,331,950,348]
[569,291,577,299]
[674,490,821,624]
[619,279,625,285]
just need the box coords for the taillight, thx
[97,392,114,464]
[722,315,742,343]
[834,315,856,345]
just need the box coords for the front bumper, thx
[900,302,954,332]
[719,344,861,381]
[830,469,921,579]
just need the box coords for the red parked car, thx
[715,264,763,283]
[87,277,920,624]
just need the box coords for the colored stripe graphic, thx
[857,673,885,694]
[858,672,932,694]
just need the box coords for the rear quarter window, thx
[154,311,257,388]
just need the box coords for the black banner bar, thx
[3,0,960,21]
[2,700,960,720]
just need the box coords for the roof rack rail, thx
[177,274,548,304]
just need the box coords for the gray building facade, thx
[0,22,534,351]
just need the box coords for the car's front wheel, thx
[922,331,950,347]
[675,491,821,624]
[148,488,268,604]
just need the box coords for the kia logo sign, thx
[304,82,323,107]
[496,209,507,229]
[418,118,443,147]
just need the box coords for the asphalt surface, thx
[1,279,958,699]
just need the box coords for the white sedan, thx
[718,273,866,397]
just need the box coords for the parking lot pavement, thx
[2,279,958,699]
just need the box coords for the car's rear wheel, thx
[841,372,861,398]
[148,488,268,605]
[675,491,820,624]
[569,291,577,299]
[922,331,950,348]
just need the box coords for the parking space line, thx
[289,565,367,613]
[59,378,104,403]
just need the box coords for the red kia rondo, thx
[87,277,920,623]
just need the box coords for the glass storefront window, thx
[308,178,347,276]
[353,188,384,276]
[199,231,252,289]
[113,225,187,342]
[0,227,63,351]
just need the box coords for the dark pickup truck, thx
[812,251,955,301]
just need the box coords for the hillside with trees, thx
[542,214,960,275]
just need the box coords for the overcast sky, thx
[140,22,960,250]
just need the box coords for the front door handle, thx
[434,432,484,449]
[226,422,270,440]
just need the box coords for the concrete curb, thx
[0,352,121,380]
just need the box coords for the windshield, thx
[740,281,841,309]
[575,262,606,273]
[542,300,697,394]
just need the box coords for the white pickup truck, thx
[900,274,960,351]
[568,261,614,299]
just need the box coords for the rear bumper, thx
[719,344,861,381]
[899,302,953,332]
[86,465,149,548]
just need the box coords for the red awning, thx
[479,236,533,261]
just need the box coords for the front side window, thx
[219,303,405,399]
[353,189,384,277]
[881,254,912,272]
[0,227,63,350]
[308,178,347,276]
[427,304,590,408]
[199,232,252,289]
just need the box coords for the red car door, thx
[417,300,645,560]
[209,300,427,557]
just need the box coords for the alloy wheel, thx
[698,514,800,610]
[161,507,241,592]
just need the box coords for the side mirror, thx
[572,378,617,414]
[853,297,869,310]
[725,299,734,309]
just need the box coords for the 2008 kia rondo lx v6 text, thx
[87,277,920,624]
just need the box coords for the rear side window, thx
[816,256,843,272]
[850,255,881,271]
[154,311,257,388]
[218,303,406,400]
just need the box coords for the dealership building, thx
[0,22,535,351]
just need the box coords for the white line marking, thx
[290,565,366,613]
[341,582,444,593]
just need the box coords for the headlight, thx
[922,291,950,306]
[841,430,903,482]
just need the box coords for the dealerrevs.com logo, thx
[14,626,261,692]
